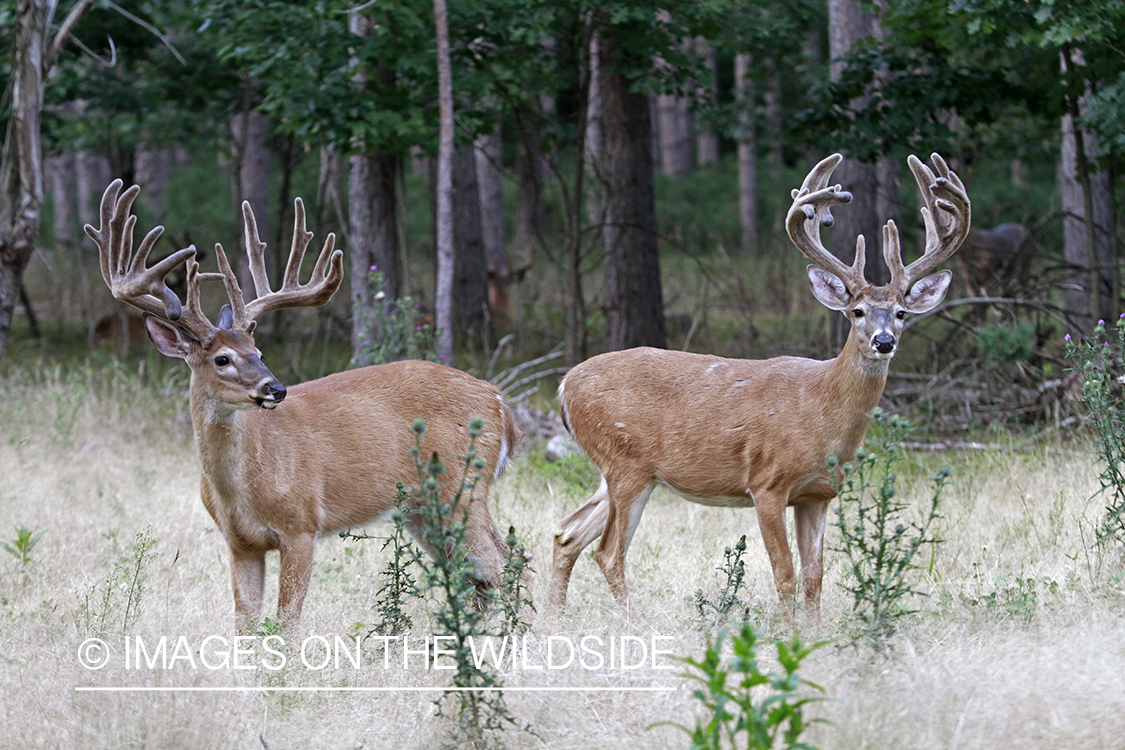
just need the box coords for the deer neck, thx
[822,329,891,443]
[188,384,253,503]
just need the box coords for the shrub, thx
[656,623,826,750]
[1066,317,1125,548]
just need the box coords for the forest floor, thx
[1,362,1123,749]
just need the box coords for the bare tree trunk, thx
[230,106,272,303]
[1060,49,1114,332]
[453,145,491,345]
[657,93,692,177]
[735,53,758,255]
[601,33,666,351]
[826,0,886,349]
[134,146,181,217]
[476,119,511,324]
[695,38,720,167]
[348,10,400,364]
[433,0,455,365]
[0,0,96,357]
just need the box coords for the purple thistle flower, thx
[369,264,377,271]
[1099,319,1105,326]
[1065,334,1072,342]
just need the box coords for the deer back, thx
[559,346,883,504]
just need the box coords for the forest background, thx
[2,0,1125,430]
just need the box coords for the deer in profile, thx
[549,153,970,618]
[85,180,523,633]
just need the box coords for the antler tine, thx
[212,240,251,330]
[786,153,866,289]
[175,257,227,346]
[894,153,972,290]
[84,180,196,323]
[242,197,344,322]
[242,200,271,305]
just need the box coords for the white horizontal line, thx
[75,686,678,693]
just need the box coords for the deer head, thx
[786,153,971,361]
[84,180,344,411]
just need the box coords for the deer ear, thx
[807,265,851,311]
[144,315,193,359]
[903,270,952,313]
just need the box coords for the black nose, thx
[263,382,287,402]
[873,334,896,354]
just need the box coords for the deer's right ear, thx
[807,265,851,311]
[144,315,193,359]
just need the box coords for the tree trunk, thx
[735,53,758,255]
[695,38,720,167]
[1060,64,1114,333]
[452,144,492,345]
[826,0,886,349]
[348,10,400,364]
[433,0,455,365]
[601,34,666,351]
[0,0,95,357]
[349,152,399,363]
[230,107,272,302]
[475,120,510,324]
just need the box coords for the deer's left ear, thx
[903,270,952,314]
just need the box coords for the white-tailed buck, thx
[86,180,522,633]
[550,153,970,618]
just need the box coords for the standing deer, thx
[549,153,970,618]
[85,180,522,633]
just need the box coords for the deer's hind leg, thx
[549,477,612,613]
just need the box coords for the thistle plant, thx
[354,268,436,366]
[695,535,753,628]
[407,417,521,749]
[830,410,948,650]
[496,525,534,637]
[1066,317,1125,548]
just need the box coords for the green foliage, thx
[1066,317,1125,548]
[963,570,1059,621]
[406,417,522,749]
[1,524,46,566]
[831,410,948,651]
[976,322,1036,365]
[75,526,159,636]
[655,624,826,750]
[694,535,754,629]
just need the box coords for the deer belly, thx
[656,478,755,508]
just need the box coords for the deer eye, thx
[896,310,906,320]
[215,355,231,367]
[852,308,865,318]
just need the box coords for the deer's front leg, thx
[230,546,266,635]
[277,532,317,628]
[754,491,797,607]
[794,499,830,620]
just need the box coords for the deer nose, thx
[873,334,896,354]
[262,381,287,402]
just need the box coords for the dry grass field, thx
[2,360,1124,749]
